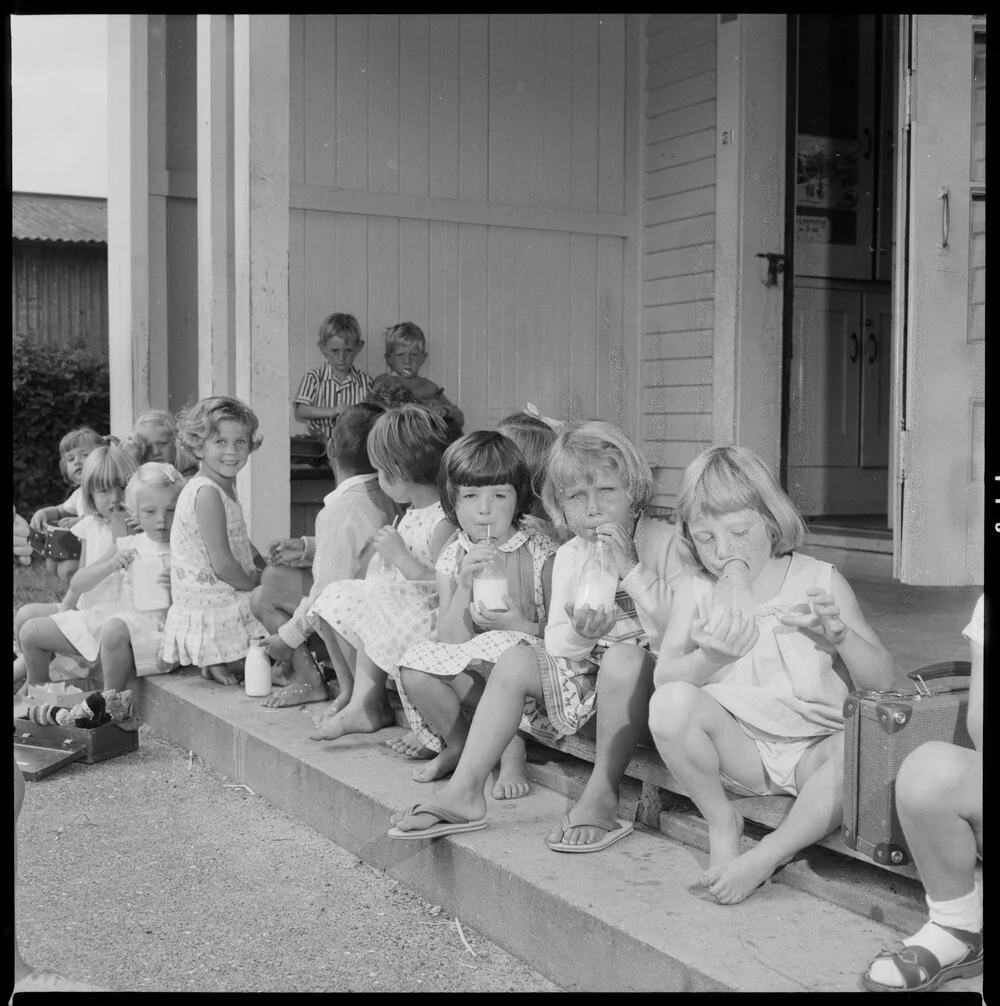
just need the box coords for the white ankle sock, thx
[925,885,983,934]
[868,886,981,988]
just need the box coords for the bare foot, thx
[390,786,487,832]
[385,731,435,760]
[698,805,745,885]
[545,789,620,847]
[492,751,531,800]
[309,702,394,741]
[262,659,329,708]
[412,745,462,783]
[701,841,784,905]
[261,678,330,708]
[201,664,238,686]
[269,660,294,688]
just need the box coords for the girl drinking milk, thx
[389,420,677,840]
[307,404,455,741]
[649,446,893,904]
[394,430,559,793]
[160,397,267,685]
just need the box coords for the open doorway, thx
[783,15,898,540]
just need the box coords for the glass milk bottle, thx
[710,558,756,630]
[244,636,272,697]
[472,534,509,612]
[574,539,618,613]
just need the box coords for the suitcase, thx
[842,660,973,867]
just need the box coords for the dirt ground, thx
[14,727,561,994]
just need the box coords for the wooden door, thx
[787,285,861,513]
[794,14,877,280]
[859,289,891,467]
[897,15,985,584]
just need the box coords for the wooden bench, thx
[522,721,926,880]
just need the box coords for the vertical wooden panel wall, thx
[641,13,717,505]
[11,243,109,356]
[288,14,636,438]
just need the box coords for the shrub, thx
[12,334,111,517]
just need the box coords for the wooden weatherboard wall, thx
[287,14,639,438]
[641,13,717,507]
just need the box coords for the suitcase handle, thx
[906,660,971,683]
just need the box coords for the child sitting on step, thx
[306,404,455,741]
[649,446,894,905]
[251,403,401,708]
[862,594,983,993]
[394,430,559,793]
[388,420,676,840]
[15,444,138,687]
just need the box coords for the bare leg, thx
[14,602,59,644]
[310,644,393,741]
[896,742,983,899]
[700,732,845,904]
[14,755,30,983]
[493,735,530,800]
[251,566,312,690]
[55,559,79,584]
[392,645,546,832]
[399,668,471,783]
[19,617,80,685]
[865,741,983,988]
[648,682,766,890]
[98,618,137,692]
[547,644,655,846]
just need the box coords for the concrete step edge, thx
[133,671,906,993]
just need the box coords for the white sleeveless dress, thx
[160,474,265,666]
[307,501,450,671]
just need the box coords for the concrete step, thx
[133,669,953,994]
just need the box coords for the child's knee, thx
[490,645,538,690]
[895,741,962,811]
[648,680,701,741]
[399,666,429,695]
[19,617,49,651]
[597,644,653,690]
[101,618,131,652]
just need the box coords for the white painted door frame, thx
[713,14,787,477]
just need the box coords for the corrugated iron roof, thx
[12,192,107,245]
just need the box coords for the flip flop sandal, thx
[546,815,634,853]
[387,803,488,841]
[862,926,983,993]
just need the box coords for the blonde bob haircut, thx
[79,445,138,517]
[124,462,186,516]
[366,403,451,487]
[540,420,653,533]
[675,445,806,572]
[175,396,263,457]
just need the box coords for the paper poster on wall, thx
[796,134,859,211]
[796,215,832,245]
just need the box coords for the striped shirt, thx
[294,364,373,441]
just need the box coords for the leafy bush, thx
[12,334,111,517]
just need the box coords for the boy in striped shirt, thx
[294,313,373,442]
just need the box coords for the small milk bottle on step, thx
[574,539,618,613]
[710,558,756,631]
[472,530,509,612]
[244,636,272,696]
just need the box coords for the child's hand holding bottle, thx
[690,587,759,667]
[594,522,639,579]
[372,522,409,568]
[108,545,139,573]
